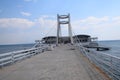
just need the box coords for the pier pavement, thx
[0,44,108,80]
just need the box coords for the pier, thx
[0,44,108,80]
[86,46,110,51]
[0,14,120,80]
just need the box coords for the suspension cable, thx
[72,29,83,46]
[33,23,57,48]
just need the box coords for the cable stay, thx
[32,23,57,48]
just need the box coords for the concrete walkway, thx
[0,45,108,80]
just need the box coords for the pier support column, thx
[56,14,73,45]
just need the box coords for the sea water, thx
[0,44,34,54]
[0,40,120,57]
[98,40,120,57]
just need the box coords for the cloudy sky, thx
[0,0,120,44]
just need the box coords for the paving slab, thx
[0,44,108,80]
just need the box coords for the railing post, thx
[110,56,113,78]
[39,47,42,53]
[11,52,14,64]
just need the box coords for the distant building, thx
[42,36,57,44]
[73,35,91,43]
[41,34,94,44]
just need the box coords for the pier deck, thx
[0,45,108,80]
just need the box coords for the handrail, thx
[0,45,49,68]
[75,43,120,80]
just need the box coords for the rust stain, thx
[80,52,112,80]
[91,63,112,80]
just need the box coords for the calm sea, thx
[0,43,34,54]
[0,40,120,57]
[98,40,120,57]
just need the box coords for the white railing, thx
[75,44,120,80]
[0,46,49,68]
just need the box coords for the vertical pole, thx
[56,14,59,45]
[68,14,73,44]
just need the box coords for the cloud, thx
[34,16,120,39]
[0,16,57,44]
[72,16,110,31]
[72,16,120,40]
[112,16,120,21]
[36,15,56,26]
[80,16,109,25]
[0,18,35,29]
[35,15,57,36]
[0,16,120,44]
[21,11,31,16]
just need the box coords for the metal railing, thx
[0,46,49,68]
[75,43,120,80]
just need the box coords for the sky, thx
[0,0,120,44]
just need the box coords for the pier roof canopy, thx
[73,35,90,38]
[42,36,56,39]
